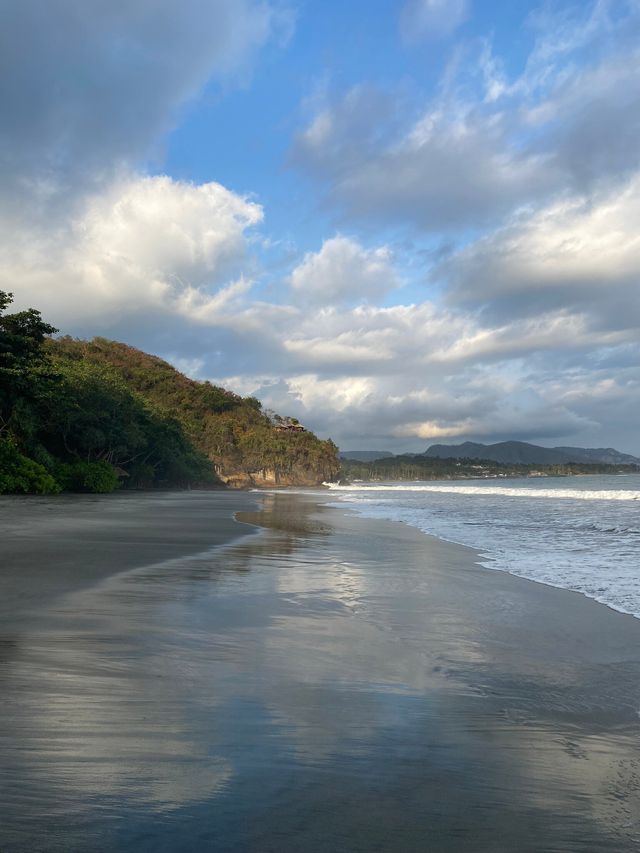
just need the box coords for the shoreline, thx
[339,500,640,625]
[310,493,640,649]
[2,490,640,851]
[320,474,640,620]
[4,484,639,642]
[239,491,640,699]
[337,470,638,482]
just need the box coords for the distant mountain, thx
[552,446,640,465]
[340,450,395,462]
[423,441,640,466]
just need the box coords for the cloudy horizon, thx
[3,0,640,454]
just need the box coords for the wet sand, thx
[0,491,260,627]
[1,491,640,851]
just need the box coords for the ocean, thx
[325,474,640,619]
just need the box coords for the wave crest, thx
[326,483,640,501]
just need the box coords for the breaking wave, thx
[325,475,640,619]
[325,482,640,501]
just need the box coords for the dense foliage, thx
[0,292,339,494]
[0,438,60,495]
[340,455,640,482]
[49,337,339,487]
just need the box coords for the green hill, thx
[0,291,339,493]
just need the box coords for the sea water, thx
[325,474,640,619]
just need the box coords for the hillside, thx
[339,450,395,462]
[48,337,340,488]
[423,441,640,466]
[0,291,339,494]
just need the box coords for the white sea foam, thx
[326,482,640,501]
[324,475,640,619]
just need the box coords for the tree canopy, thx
[0,292,339,494]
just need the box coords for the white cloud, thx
[81,176,263,291]
[394,419,476,440]
[287,375,376,412]
[3,175,263,327]
[399,0,469,43]
[290,236,398,306]
[195,290,620,448]
[441,172,640,327]
[293,3,640,233]
[292,81,557,231]
[0,0,288,337]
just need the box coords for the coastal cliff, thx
[0,291,339,493]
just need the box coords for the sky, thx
[2,0,640,454]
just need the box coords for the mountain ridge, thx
[422,440,640,466]
[339,450,395,462]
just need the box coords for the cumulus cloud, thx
[394,402,597,444]
[290,236,398,306]
[119,216,639,453]
[0,0,290,347]
[269,1,640,451]
[293,3,640,233]
[208,285,635,451]
[241,360,603,450]
[399,0,469,43]
[440,173,640,329]
[12,182,634,450]
[3,175,263,327]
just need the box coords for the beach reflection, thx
[1,493,639,851]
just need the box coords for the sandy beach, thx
[0,491,261,628]
[1,490,640,851]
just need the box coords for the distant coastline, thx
[338,454,639,484]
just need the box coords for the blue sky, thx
[3,0,640,452]
[163,0,539,255]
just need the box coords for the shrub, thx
[0,438,61,494]
[53,460,119,493]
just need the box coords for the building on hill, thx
[275,423,306,433]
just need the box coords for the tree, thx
[0,290,58,436]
